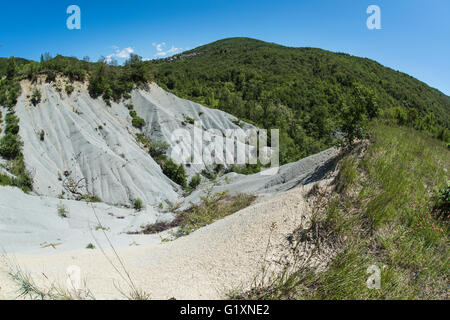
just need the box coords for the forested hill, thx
[151,38,449,161]
[0,57,29,75]
[153,38,449,127]
[1,37,449,164]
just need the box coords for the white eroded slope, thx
[16,82,179,206]
[0,186,174,254]
[14,81,257,206]
[130,83,260,176]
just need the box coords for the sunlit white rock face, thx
[13,81,258,206]
[129,84,259,175]
[0,80,338,255]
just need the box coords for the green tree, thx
[162,158,187,188]
[407,108,418,127]
[0,133,23,160]
[340,101,368,146]
[6,57,17,80]
[88,63,106,98]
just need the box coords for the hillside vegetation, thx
[231,121,449,299]
[1,37,449,168]
[152,38,449,163]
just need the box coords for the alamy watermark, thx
[366,265,381,289]
[66,265,82,293]
[169,120,280,174]
[67,5,81,30]
[367,5,381,30]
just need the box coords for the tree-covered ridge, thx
[0,57,30,77]
[151,37,449,162]
[154,37,449,126]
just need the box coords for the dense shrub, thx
[131,116,146,129]
[162,158,187,188]
[14,167,33,192]
[4,113,20,135]
[435,181,449,218]
[134,198,143,211]
[65,85,74,96]
[135,133,150,147]
[189,173,201,190]
[0,173,14,186]
[0,133,23,159]
[149,140,169,159]
[0,79,20,109]
[0,158,32,192]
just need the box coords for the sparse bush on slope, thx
[0,79,20,109]
[0,66,33,192]
[30,88,41,106]
[133,198,143,211]
[162,158,187,188]
[149,140,169,160]
[188,173,201,190]
[65,84,74,96]
[435,181,449,219]
[131,116,146,129]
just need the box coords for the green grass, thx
[0,156,33,193]
[231,121,449,300]
[176,190,256,237]
[0,173,15,186]
[80,194,102,203]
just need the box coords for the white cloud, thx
[153,42,182,58]
[105,46,134,63]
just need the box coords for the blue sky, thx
[1,0,449,94]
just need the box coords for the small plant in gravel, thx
[57,202,68,218]
[86,243,95,249]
